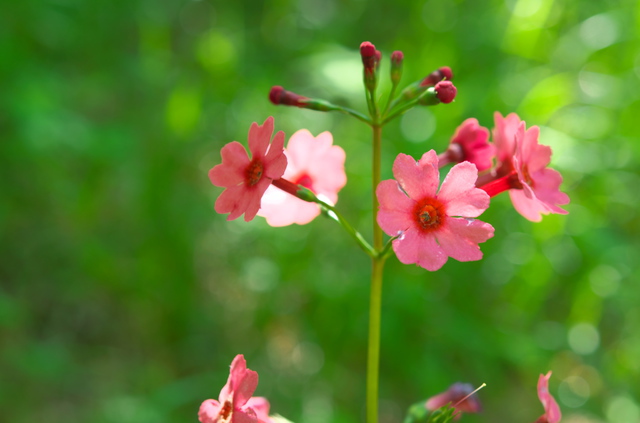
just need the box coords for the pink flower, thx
[209,117,287,222]
[439,118,494,171]
[376,150,494,271]
[480,113,569,222]
[535,372,561,423]
[199,355,273,423]
[426,383,482,420]
[258,129,346,227]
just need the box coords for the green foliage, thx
[2,0,640,423]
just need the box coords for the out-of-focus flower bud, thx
[434,81,457,103]
[269,86,340,112]
[390,50,404,85]
[420,66,454,87]
[425,382,482,420]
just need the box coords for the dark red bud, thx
[360,41,377,70]
[420,66,455,87]
[269,86,307,107]
[439,66,453,81]
[435,81,457,103]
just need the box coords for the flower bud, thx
[420,66,454,87]
[426,382,482,418]
[269,86,340,112]
[360,41,380,92]
[390,50,404,85]
[269,86,307,107]
[434,81,457,103]
[360,41,377,70]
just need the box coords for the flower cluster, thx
[204,39,570,423]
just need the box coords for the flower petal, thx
[232,409,258,423]
[519,126,552,173]
[531,168,570,213]
[451,118,494,171]
[538,372,562,423]
[376,180,415,236]
[493,112,522,163]
[248,117,274,158]
[264,131,287,180]
[258,186,321,227]
[393,229,448,271]
[216,186,252,221]
[229,355,258,407]
[438,161,489,217]
[199,399,222,423]
[245,397,272,423]
[210,142,250,187]
[437,218,494,262]
[393,152,439,200]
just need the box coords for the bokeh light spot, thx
[292,342,324,375]
[589,264,621,297]
[568,323,600,355]
[508,0,543,18]
[166,85,201,137]
[559,376,590,408]
[606,396,640,423]
[197,31,237,72]
[580,14,619,50]
[243,257,280,292]
[400,108,436,143]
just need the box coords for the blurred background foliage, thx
[2,0,639,422]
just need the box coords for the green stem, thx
[367,123,385,423]
[337,106,372,125]
[381,84,398,119]
[367,256,385,423]
[317,201,376,258]
[372,124,383,250]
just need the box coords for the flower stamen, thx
[246,160,264,186]
[414,198,446,232]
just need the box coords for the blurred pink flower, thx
[199,355,273,423]
[535,372,561,423]
[376,150,494,271]
[258,129,346,226]
[209,117,287,222]
[426,382,482,420]
[439,118,494,171]
[480,113,569,222]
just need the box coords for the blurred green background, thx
[2,0,639,422]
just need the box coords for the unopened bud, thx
[269,86,308,107]
[390,50,404,85]
[360,41,377,70]
[269,86,340,112]
[435,81,457,103]
[360,41,380,91]
[420,66,454,87]
[426,383,482,415]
